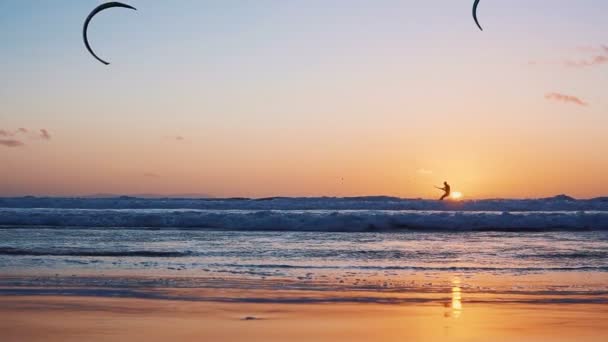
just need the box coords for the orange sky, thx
[1,1,608,198]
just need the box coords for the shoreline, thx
[2,227,606,340]
[1,271,608,305]
[2,294,608,342]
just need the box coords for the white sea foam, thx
[1,207,607,231]
[1,195,608,231]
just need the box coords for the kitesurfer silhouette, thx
[435,182,451,201]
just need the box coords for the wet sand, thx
[2,288,608,342]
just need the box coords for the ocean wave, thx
[1,195,608,211]
[0,247,189,257]
[517,251,608,259]
[208,263,608,272]
[1,208,608,231]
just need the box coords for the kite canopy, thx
[472,0,483,31]
[82,2,137,65]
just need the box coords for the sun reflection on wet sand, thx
[3,286,608,342]
[451,277,462,318]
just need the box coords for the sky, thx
[1,0,608,199]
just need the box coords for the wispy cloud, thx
[0,129,19,137]
[564,55,608,68]
[545,92,588,106]
[564,44,608,68]
[530,45,608,68]
[164,135,185,142]
[526,59,559,67]
[417,168,433,175]
[143,172,161,178]
[0,139,25,148]
[0,127,52,146]
[39,129,51,140]
[574,45,608,54]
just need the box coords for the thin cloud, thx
[143,172,160,178]
[0,129,18,137]
[40,129,51,140]
[565,55,608,68]
[417,168,433,175]
[530,45,608,68]
[564,44,608,67]
[0,127,52,145]
[545,92,588,106]
[526,59,560,67]
[575,45,605,53]
[576,45,608,53]
[164,135,185,141]
[0,139,25,148]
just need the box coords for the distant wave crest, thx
[2,195,608,211]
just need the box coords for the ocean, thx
[1,196,607,304]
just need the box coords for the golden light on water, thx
[451,277,463,318]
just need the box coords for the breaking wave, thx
[1,207,608,231]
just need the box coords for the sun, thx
[451,191,463,200]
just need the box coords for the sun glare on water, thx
[451,191,463,200]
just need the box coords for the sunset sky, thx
[1,0,607,198]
